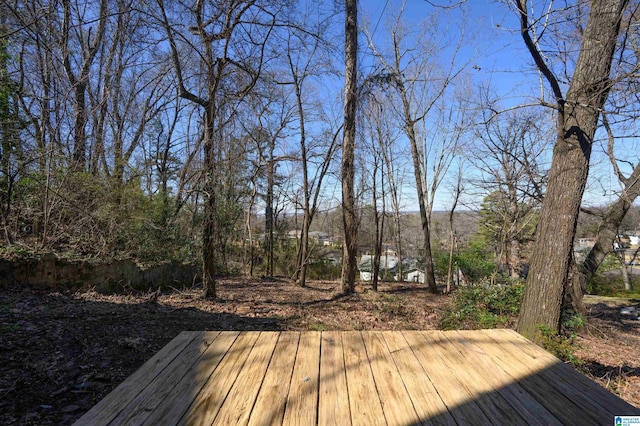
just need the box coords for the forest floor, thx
[1,278,638,425]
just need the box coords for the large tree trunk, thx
[517,0,628,341]
[341,0,358,295]
[202,106,218,299]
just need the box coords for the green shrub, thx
[432,240,496,285]
[455,239,496,283]
[587,266,639,299]
[537,325,582,366]
[440,283,524,330]
[307,260,341,281]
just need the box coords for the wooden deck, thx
[74,329,640,425]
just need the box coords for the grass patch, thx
[308,321,327,331]
[440,283,524,330]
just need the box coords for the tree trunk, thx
[620,255,631,291]
[201,106,218,299]
[71,83,87,171]
[517,0,628,341]
[446,172,461,293]
[404,116,437,293]
[371,158,381,292]
[298,223,309,287]
[265,152,274,277]
[341,0,358,295]
[0,20,14,244]
[294,70,310,287]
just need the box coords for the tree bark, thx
[341,0,358,295]
[202,105,218,299]
[517,0,628,341]
[404,111,437,293]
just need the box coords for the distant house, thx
[358,253,398,282]
[287,230,301,239]
[358,253,427,283]
[308,231,330,245]
[575,235,640,265]
[405,268,425,284]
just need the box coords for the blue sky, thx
[349,0,635,212]
[352,1,539,212]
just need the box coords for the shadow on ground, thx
[0,289,282,425]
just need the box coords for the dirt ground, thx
[0,278,638,425]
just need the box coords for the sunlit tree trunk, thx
[517,0,629,341]
[341,0,358,294]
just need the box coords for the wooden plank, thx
[282,331,321,426]
[181,331,261,426]
[73,331,201,426]
[318,331,351,426]
[483,330,640,419]
[212,332,279,425]
[402,330,493,425]
[143,331,239,424]
[341,331,385,426]
[382,331,456,426]
[248,332,300,426]
[421,331,528,424]
[443,330,561,426]
[474,329,598,424]
[109,331,220,425]
[495,329,640,416]
[361,331,420,425]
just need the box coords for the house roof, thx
[357,255,398,272]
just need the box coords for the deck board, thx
[145,331,238,425]
[361,331,420,425]
[318,331,350,426]
[282,331,320,426]
[382,331,455,426]
[74,329,640,426]
[444,331,561,426]
[403,330,494,425]
[342,331,386,426]
[181,331,260,426]
[214,332,279,425]
[248,332,299,426]
[421,331,528,425]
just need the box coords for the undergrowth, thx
[440,282,524,330]
[538,325,583,366]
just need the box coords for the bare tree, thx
[242,83,294,277]
[341,0,358,294]
[365,3,467,293]
[0,12,20,245]
[276,9,341,287]
[469,107,548,278]
[360,97,391,291]
[60,0,108,171]
[446,163,464,293]
[516,0,631,340]
[157,0,279,298]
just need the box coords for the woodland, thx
[1,0,640,423]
